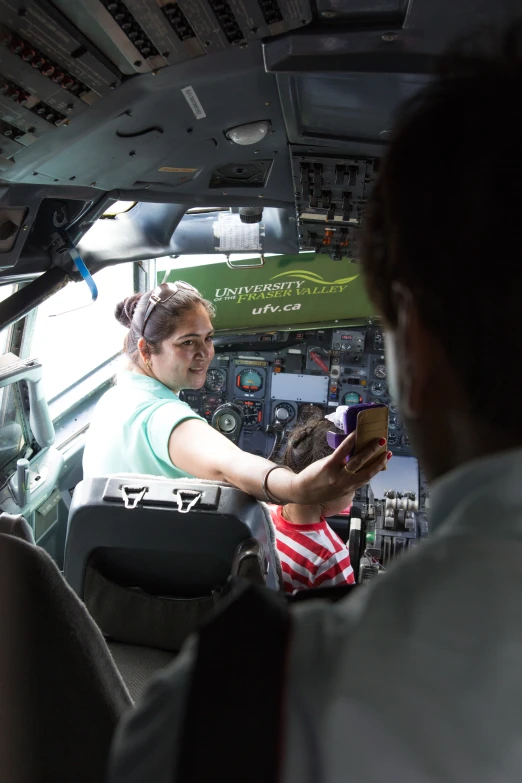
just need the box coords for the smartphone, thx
[327,403,388,469]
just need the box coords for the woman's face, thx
[148,304,215,393]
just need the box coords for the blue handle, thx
[63,234,98,301]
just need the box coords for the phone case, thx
[345,403,382,436]
[326,402,388,470]
[353,406,388,470]
[326,403,386,451]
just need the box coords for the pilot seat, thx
[64,474,283,699]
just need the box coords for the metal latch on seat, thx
[174,490,201,514]
[119,485,201,512]
[121,485,147,509]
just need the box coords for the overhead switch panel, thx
[52,0,312,74]
[293,155,379,261]
[0,0,120,159]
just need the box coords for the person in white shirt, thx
[107,21,522,783]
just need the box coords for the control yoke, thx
[211,402,244,445]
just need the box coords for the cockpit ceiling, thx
[0,0,517,279]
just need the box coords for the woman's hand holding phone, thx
[292,431,390,506]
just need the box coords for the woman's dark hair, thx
[281,411,341,473]
[361,22,522,431]
[115,285,215,363]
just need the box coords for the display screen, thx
[236,369,263,392]
[343,391,363,405]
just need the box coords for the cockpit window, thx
[29,263,134,402]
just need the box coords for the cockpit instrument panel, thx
[179,324,414,460]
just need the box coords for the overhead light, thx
[101,200,136,217]
[226,121,271,146]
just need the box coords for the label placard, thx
[215,212,262,252]
[181,86,206,119]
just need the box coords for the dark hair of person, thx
[361,22,522,430]
[115,287,216,363]
[280,411,342,473]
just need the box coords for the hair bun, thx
[115,293,142,328]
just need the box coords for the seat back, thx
[0,531,131,783]
[64,476,283,654]
[0,511,34,543]
[65,475,282,597]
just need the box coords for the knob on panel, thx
[273,402,295,425]
[211,403,244,445]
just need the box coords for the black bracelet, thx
[262,465,292,504]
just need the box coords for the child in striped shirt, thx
[270,414,356,595]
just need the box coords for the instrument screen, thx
[343,391,363,405]
[236,368,263,393]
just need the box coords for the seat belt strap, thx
[176,582,291,783]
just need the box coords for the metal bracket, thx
[174,489,201,514]
[121,485,147,509]
[225,254,265,269]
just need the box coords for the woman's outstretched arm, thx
[169,418,388,506]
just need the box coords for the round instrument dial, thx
[388,415,399,431]
[201,394,224,421]
[343,391,363,405]
[387,431,400,447]
[236,399,263,428]
[236,368,263,393]
[374,364,387,379]
[370,381,387,397]
[205,368,226,393]
[388,403,398,415]
[401,433,411,448]
[274,402,295,424]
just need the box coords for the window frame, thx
[15,259,154,423]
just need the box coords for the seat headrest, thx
[0,512,34,544]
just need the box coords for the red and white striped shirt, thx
[270,505,355,595]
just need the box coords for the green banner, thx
[166,254,375,331]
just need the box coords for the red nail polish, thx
[387,451,393,460]
[378,438,386,446]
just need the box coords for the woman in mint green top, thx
[83,281,389,506]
